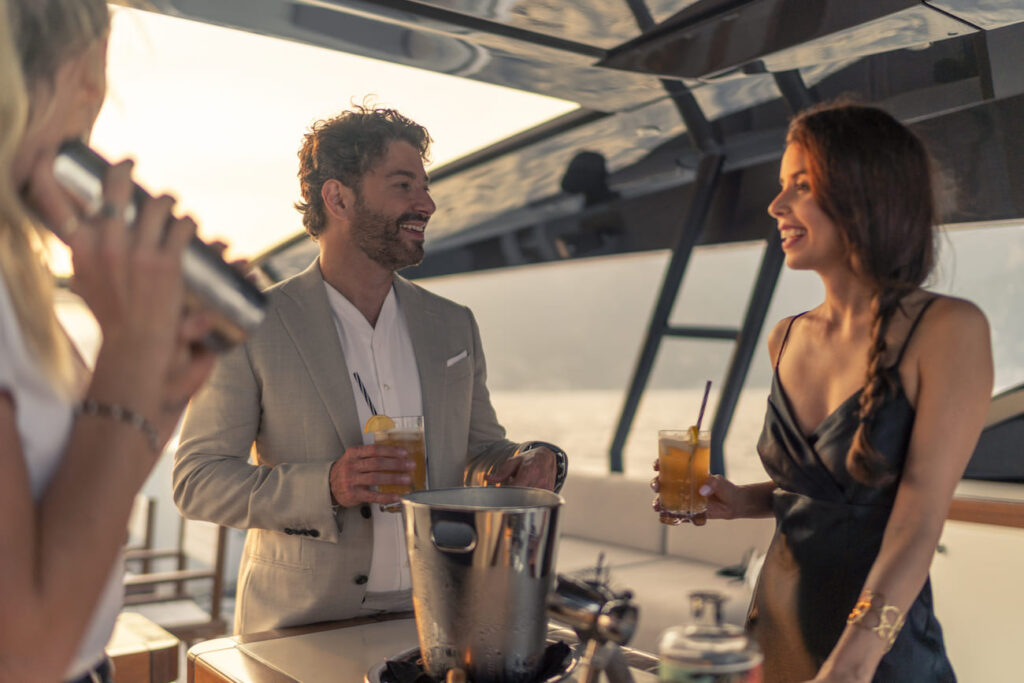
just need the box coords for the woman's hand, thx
[650,461,689,525]
[651,466,741,524]
[26,153,187,335]
[699,474,748,519]
[652,466,775,523]
[25,152,217,446]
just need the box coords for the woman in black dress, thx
[657,102,992,682]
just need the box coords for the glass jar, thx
[657,592,763,682]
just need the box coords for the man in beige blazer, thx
[172,105,565,634]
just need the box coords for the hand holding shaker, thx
[52,140,267,351]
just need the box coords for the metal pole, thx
[608,153,724,471]
[707,232,784,474]
[773,69,816,114]
[702,69,815,473]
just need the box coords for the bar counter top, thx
[188,613,660,682]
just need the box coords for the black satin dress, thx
[751,301,955,682]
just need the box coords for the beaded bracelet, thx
[847,590,906,651]
[76,398,160,454]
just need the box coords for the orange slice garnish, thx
[364,415,395,433]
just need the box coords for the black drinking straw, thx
[695,380,712,431]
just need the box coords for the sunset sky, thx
[61,6,1024,402]
[85,7,576,259]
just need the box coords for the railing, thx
[948,497,1024,529]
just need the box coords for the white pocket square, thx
[446,350,468,367]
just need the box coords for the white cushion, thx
[559,472,664,553]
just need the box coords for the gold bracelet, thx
[76,398,160,454]
[847,590,906,652]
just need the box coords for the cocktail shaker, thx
[52,140,266,351]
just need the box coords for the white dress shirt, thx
[325,283,423,599]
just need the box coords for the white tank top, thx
[0,273,122,679]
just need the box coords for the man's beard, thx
[351,194,426,271]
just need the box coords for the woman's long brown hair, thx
[787,102,937,486]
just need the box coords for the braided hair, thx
[787,102,937,485]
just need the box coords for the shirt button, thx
[383,384,391,391]
[354,574,368,585]
[360,505,372,519]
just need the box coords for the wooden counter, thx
[107,612,179,683]
[949,480,1024,528]
[188,613,659,682]
[188,481,1024,682]
[188,612,410,683]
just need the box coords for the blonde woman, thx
[0,2,217,681]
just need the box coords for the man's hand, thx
[485,446,557,491]
[329,445,415,508]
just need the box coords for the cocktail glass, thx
[373,416,426,512]
[657,429,711,524]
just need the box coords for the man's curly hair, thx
[294,104,431,237]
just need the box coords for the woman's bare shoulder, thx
[920,293,989,332]
[914,293,991,362]
[766,314,800,364]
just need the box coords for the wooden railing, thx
[948,497,1024,529]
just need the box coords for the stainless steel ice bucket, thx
[402,487,563,683]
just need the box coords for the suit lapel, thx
[277,260,364,451]
[394,276,446,486]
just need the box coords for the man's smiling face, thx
[349,140,436,271]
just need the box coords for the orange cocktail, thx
[658,429,710,523]
[373,416,426,511]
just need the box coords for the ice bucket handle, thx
[430,520,477,553]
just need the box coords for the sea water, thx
[490,387,771,485]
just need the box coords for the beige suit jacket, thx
[173,260,517,633]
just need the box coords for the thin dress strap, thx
[894,296,939,366]
[774,312,808,371]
